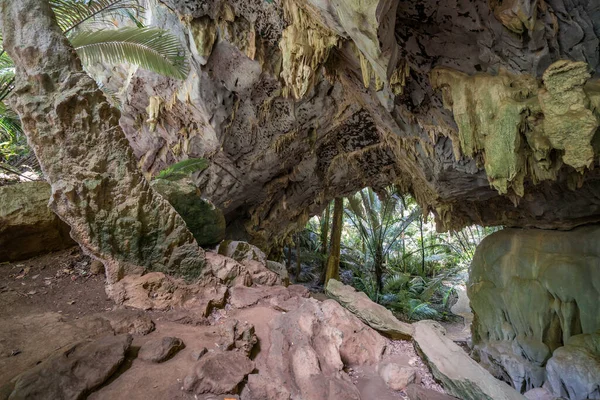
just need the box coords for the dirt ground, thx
[0,248,453,400]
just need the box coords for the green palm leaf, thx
[70,27,190,79]
[50,0,143,34]
[156,158,210,181]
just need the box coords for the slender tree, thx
[325,197,343,286]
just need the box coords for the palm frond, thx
[50,0,143,34]
[70,27,190,79]
[156,158,209,181]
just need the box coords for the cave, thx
[0,0,599,399]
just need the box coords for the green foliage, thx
[156,158,209,181]
[50,0,144,34]
[70,27,190,79]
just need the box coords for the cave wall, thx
[468,227,600,399]
[108,0,600,250]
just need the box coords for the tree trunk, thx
[374,243,383,294]
[1,0,204,291]
[295,234,302,278]
[420,213,426,276]
[320,202,331,268]
[325,197,343,287]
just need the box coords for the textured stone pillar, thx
[1,0,205,287]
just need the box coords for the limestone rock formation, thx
[326,279,413,339]
[406,384,460,400]
[7,334,132,400]
[103,0,600,252]
[244,298,382,399]
[412,320,525,400]
[469,227,600,398]
[0,182,74,262]
[2,0,205,287]
[150,178,226,247]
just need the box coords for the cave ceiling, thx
[110,0,600,250]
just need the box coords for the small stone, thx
[379,363,417,390]
[190,347,208,361]
[139,337,185,363]
[90,260,104,275]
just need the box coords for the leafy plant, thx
[155,158,209,181]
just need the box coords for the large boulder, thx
[183,350,255,395]
[545,332,600,400]
[326,279,413,339]
[150,178,226,247]
[0,181,74,262]
[412,320,525,400]
[468,227,600,397]
[218,240,267,264]
[7,334,132,400]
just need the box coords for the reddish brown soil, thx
[0,247,108,321]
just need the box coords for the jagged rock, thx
[405,384,460,400]
[8,334,132,400]
[241,259,281,286]
[266,260,290,286]
[2,0,205,286]
[244,298,383,399]
[229,284,309,309]
[0,181,74,262]
[469,227,600,395]
[205,252,253,287]
[204,319,258,356]
[326,279,413,339]
[150,178,226,247]
[101,309,155,335]
[379,362,417,390]
[183,350,255,394]
[138,336,185,363]
[218,240,267,264]
[412,320,525,400]
[112,0,600,253]
[545,332,600,400]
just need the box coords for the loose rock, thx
[138,336,185,363]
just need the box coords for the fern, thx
[383,273,410,293]
[156,158,209,181]
[50,0,143,34]
[70,27,190,79]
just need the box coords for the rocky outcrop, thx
[150,178,226,247]
[0,182,74,262]
[326,279,413,339]
[469,227,600,399]
[413,320,526,400]
[2,0,205,286]
[244,298,384,399]
[183,350,255,394]
[105,0,600,252]
[7,334,132,400]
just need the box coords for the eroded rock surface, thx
[105,0,600,252]
[2,0,205,286]
[0,182,74,262]
[413,320,525,400]
[7,334,132,400]
[469,227,600,398]
[326,279,413,339]
[183,350,255,394]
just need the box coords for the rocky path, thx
[0,248,458,400]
